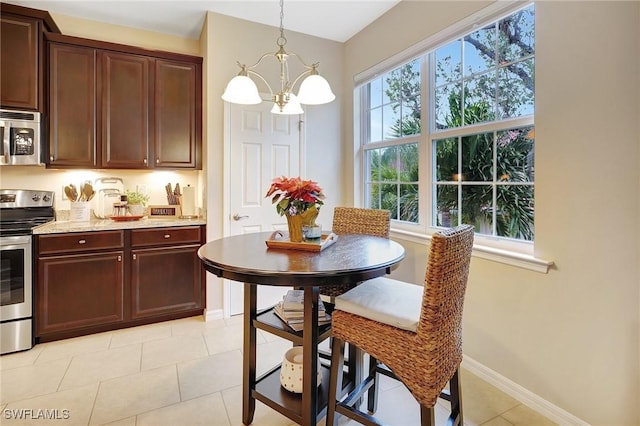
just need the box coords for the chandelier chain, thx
[277,0,287,48]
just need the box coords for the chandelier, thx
[221,0,335,114]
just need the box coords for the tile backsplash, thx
[1,166,203,213]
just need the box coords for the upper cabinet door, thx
[1,14,39,110]
[48,43,97,168]
[100,51,151,169]
[154,59,201,169]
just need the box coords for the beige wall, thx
[345,1,640,424]
[201,12,344,314]
[49,13,200,56]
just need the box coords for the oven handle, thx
[0,120,9,164]
[0,235,32,246]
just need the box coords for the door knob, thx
[233,213,249,221]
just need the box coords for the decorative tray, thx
[110,215,144,222]
[265,231,338,252]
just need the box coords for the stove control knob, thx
[43,194,51,202]
[32,194,41,202]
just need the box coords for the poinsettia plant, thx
[265,176,325,216]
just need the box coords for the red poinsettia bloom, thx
[265,176,325,216]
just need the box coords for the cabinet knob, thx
[118,255,122,262]
[78,239,86,244]
[50,155,54,162]
[156,158,160,164]
[164,234,171,239]
[143,158,147,164]
[133,254,137,260]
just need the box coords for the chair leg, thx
[366,355,379,413]
[326,336,345,426]
[420,406,435,426]
[448,366,463,426]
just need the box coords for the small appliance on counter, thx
[92,177,124,219]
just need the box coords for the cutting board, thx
[92,177,124,219]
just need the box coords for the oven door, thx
[0,235,32,321]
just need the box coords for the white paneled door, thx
[226,101,302,316]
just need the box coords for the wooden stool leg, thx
[449,366,463,426]
[367,355,379,413]
[327,336,345,426]
[420,406,435,426]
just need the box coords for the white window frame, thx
[354,1,552,273]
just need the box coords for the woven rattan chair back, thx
[331,207,391,238]
[327,224,474,426]
[322,207,391,299]
[414,223,474,404]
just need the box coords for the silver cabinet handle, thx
[78,239,86,244]
[233,213,249,221]
[143,158,147,164]
[156,158,160,164]
[118,255,122,262]
[132,254,137,260]
[164,234,171,239]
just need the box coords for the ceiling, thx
[4,0,401,42]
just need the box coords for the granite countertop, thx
[34,216,207,235]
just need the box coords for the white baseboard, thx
[204,308,224,322]
[462,355,589,426]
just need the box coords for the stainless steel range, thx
[0,189,54,354]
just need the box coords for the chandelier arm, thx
[289,68,313,92]
[286,51,318,70]
[246,69,275,98]
[241,50,281,71]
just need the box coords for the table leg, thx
[242,283,257,425]
[302,286,320,426]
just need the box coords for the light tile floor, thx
[0,316,556,426]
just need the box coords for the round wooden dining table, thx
[198,231,405,426]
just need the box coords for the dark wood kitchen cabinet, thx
[154,59,201,169]
[36,231,125,338]
[45,33,202,170]
[0,4,60,111]
[35,225,206,342]
[48,43,97,167]
[101,51,151,169]
[130,227,204,319]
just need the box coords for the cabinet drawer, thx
[131,226,201,247]
[38,231,124,255]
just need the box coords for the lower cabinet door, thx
[37,251,124,335]
[130,245,202,319]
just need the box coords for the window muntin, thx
[360,4,535,242]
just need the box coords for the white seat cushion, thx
[334,277,423,332]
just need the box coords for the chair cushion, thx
[335,277,422,332]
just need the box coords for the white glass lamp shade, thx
[222,75,262,105]
[271,94,304,115]
[297,74,335,105]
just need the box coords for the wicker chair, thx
[326,224,474,426]
[322,207,391,300]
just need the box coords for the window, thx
[359,3,535,244]
[363,59,421,222]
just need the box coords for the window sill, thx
[390,228,554,274]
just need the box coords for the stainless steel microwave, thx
[0,109,42,166]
